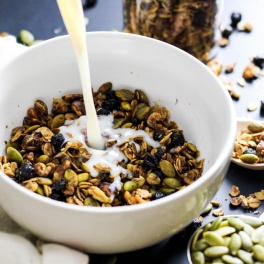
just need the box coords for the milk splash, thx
[59,114,160,195]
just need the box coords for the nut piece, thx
[210,200,221,207]
[212,208,224,216]
[206,59,223,76]
[243,64,260,80]
[229,185,240,197]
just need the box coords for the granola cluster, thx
[0,82,204,207]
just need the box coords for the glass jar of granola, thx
[123,0,223,62]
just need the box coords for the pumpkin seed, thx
[204,246,229,258]
[135,90,149,104]
[135,104,150,121]
[84,197,100,207]
[247,122,264,133]
[215,226,236,237]
[159,160,176,177]
[210,216,224,231]
[115,89,134,101]
[228,217,245,230]
[77,173,89,183]
[243,223,255,236]
[120,101,132,111]
[6,147,23,165]
[239,153,259,164]
[239,231,253,251]
[24,125,40,134]
[191,229,204,251]
[191,251,205,264]
[36,155,50,164]
[203,231,225,246]
[123,181,137,192]
[237,249,254,264]
[19,29,34,45]
[252,244,264,261]
[201,203,213,215]
[238,215,263,228]
[223,237,231,247]
[221,254,243,264]
[51,114,65,128]
[251,225,264,243]
[229,233,242,255]
[195,239,209,251]
[163,177,181,189]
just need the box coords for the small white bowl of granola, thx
[0,32,236,254]
[232,119,264,170]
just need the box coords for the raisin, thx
[153,129,165,141]
[105,90,118,100]
[102,99,119,111]
[50,190,66,202]
[252,57,264,69]
[230,12,242,28]
[151,192,166,201]
[54,179,67,191]
[97,108,111,115]
[131,117,140,126]
[169,131,185,148]
[261,100,264,114]
[144,153,158,167]
[16,163,35,182]
[152,169,165,181]
[82,0,97,8]
[51,133,65,151]
[221,25,233,39]
[243,148,257,155]
[154,149,164,161]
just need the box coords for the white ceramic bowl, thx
[0,32,236,254]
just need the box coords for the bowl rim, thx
[0,31,237,214]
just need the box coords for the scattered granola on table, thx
[0,82,204,207]
[229,185,264,210]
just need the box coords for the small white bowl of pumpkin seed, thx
[231,119,264,170]
[187,214,264,264]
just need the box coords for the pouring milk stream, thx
[56,0,104,150]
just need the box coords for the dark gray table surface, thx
[1,0,264,263]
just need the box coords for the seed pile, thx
[0,82,204,207]
[123,0,217,61]
[232,121,264,164]
[190,215,264,264]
